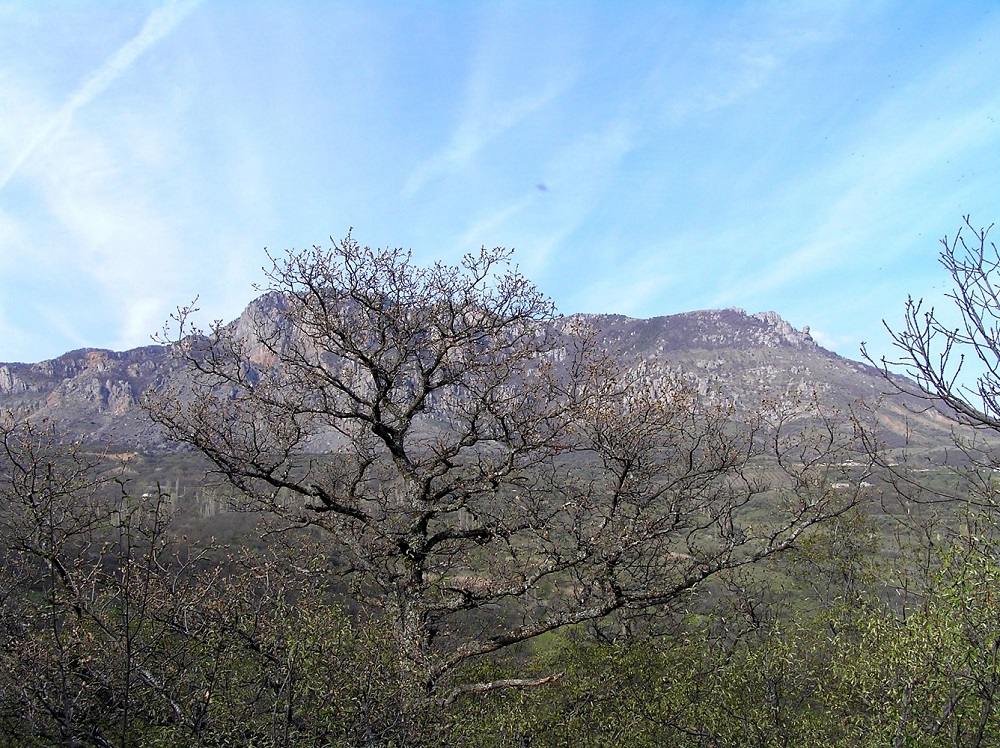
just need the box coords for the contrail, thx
[0,0,202,191]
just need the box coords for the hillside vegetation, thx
[1,228,999,746]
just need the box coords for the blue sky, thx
[2,1,999,365]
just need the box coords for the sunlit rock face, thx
[0,365,26,394]
[0,345,176,448]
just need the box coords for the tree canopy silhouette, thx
[148,234,865,704]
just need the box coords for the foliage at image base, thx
[0,413,411,746]
[2,224,1000,745]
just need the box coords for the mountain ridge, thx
[0,302,954,452]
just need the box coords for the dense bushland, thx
[4,223,1000,746]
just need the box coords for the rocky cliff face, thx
[574,309,848,403]
[584,308,816,355]
[0,345,177,449]
[0,300,954,452]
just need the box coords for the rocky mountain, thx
[0,302,957,453]
[585,308,959,449]
[0,345,177,450]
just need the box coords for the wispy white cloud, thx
[658,5,851,124]
[546,120,635,195]
[29,124,184,345]
[405,79,566,196]
[0,0,201,192]
[665,46,779,122]
[703,53,1000,313]
[2,0,998,371]
[523,119,637,277]
[577,267,672,318]
[457,196,535,250]
[448,116,638,291]
[31,300,94,353]
[0,206,25,268]
[404,5,580,196]
[808,328,855,353]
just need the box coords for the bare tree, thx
[866,216,1000,431]
[147,234,867,705]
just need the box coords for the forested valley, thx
[3,224,1000,747]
